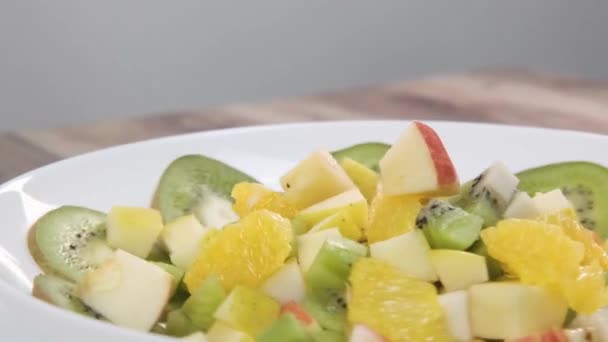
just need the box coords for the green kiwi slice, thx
[29,206,112,282]
[331,142,390,172]
[302,290,347,332]
[32,274,102,319]
[152,155,256,224]
[516,162,608,238]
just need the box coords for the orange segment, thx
[348,258,451,342]
[184,210,292,292]
[366,194,422,243]
[232,182,297,219]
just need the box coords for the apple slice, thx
[106,206,164,258]
[213,286,280,336]
[296,188,368,234]
[350,325,386,342]
[469,282,568,339]
[571,306,608,341]
[161,214,208,269]
[429,249,488,292]
[369,229,437,282]
[281,149,356,209]
[260,259,306,304]
[379,121,459,196]
[297,228,343,273]
[533,189,575,216]
[504,192,541,219]
[438,291,472,342]
[206,322,253,342]
[181,332,208,342]
[340,157,379,202]
[76,249,173,331]
[505,329,569,342]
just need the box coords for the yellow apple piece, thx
[106,206,164,258]
[213,286,280,336]
[429,249,489,292]
[76,249,173,331]
[379,121,460,196]
[281,149,356,209]
[438,291,471,342]
[295,189,367,234]
[369,229,437,282]
[340,157,379,202]
[308,210,362,241]
[161,214,208,270]
[206,322,253,342]
[469,282,568,339]
[260,258,306,304]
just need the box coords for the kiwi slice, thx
[312,330,346,342]
[165,309,200,337]
[517,162,608,237]
[306,237,368,291]
[331,142,390,172]
[257,314,311,342]
[29,206,112,282]
[302,290,347,332]
[153,155,256,224]
[32,274,102,319]
[182,275,226,331]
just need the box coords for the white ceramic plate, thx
[0,120,606,341]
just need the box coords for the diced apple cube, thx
[533,189,575,216]
[206,322,253,342]
[106,206,164,258]
[213,286,280,336]
[504,192,541,219]
[438,291,472,342]
[296,189,367,233]
[76,249,173,331]
[429,249,488,292]
[260,259,306,304]
[161,214,208,269]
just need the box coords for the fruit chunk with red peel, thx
[350,325,386,342]
[281,301,320,332]
[281,150,356,209]
[379,121,459,196]
[505,329,569,342]
[260,259,306,304]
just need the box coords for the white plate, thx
[0,120,606,341]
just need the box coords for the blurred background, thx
[1,1,606,131]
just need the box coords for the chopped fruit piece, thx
[533,189,576,216]
[366,194,422,243]
[184,210,292,292]
[231,182,297,219]
[417,199,483,250]
[213,286,280,336]
[438,291,472,342]
[331,142,390,172]
[106,206,164,258]
[348,258,451,341]
[296,189,368,234]
[379,121,460,197]
[340,157,379,202]
[369,230,437,282]
[571,307,608,341]
[481,219,608,313]
[206,322,253,342]
[350,325,386,342]
[192,185,240,229]
[505,329,569,342]
[181,332,208,342]
[76,250,173,331]
[260,259,306,304]
[151,262,184,296]
[308,210,362,241]
[504,191,541,219]
[469,282,568,340]
[429,250,489,292]
[166,309,199,337]
[297,228,343,273]
[467,240,504,280]
[306,237,368,290]
[161,214,208,270]
[281,150,356,209]
[280,301,320,331]
[182,275,226,331]
[257,313,311,342]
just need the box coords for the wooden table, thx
[2,68,608,182]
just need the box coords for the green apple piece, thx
[306,237,368,291]
[438,291,471,342]
[296,189,367,232]
[166,309,200,337]
[308,210,362,241]
[469,282,568,339]
[280,150,356,209]
[206,322,253,342]
[76,249,173,331]
[297,228,343,273]
[151,262,184,296]
[106,206,164,258]
[162,214,208,269]
[429,250,488,292]
[570,307,608,341]
[213,286,280,336]
[369,229,437,282]
[257,314,311,342]
[181,332,208,342]
[312,330,346,342]
[260,258,306,304]
[182,275,226,331]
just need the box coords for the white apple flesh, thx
[349,324,386,342]
[161,214,208,269]
[260,259,306,304]
[438,291,472,342]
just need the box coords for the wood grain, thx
[2,69,607,182]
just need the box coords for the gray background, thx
[1,1,606,131]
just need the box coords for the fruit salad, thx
[27,121,608,341]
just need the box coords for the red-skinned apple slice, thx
[350,324,387,342]
[506,329,569,342]
[280,301,320,332]
[379,121,459,196]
